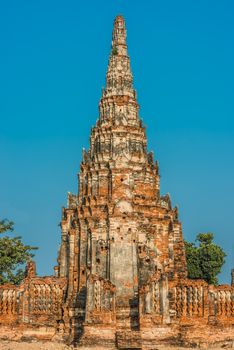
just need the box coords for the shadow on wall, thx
[72,286,86,345]
[129,296,140,331]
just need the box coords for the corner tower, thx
[57,15,187,344]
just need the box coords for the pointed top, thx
[114,14,125,26]
[115,14,125,20]
[102,15,134,100]
[112,15,127,50]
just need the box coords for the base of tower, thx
[116,330,142,349]
[77,325,116,348]
[74,323,234,349]
[75,324,143,349]
[0,322,233,349]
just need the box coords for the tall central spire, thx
[104,15,134,99]
[56,15,189,346]
[112,15,127,53]
[98,15,139,130]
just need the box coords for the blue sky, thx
[0,0,233,283]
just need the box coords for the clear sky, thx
[0,0,233,284]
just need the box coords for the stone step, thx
[116,307,140,331]
[116,330,142,350]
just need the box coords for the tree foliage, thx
[0,219,38,285]
[112,46,118,55]
[185,232,226,285]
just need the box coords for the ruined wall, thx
[0,284,19,325]
[0,262,67,341]
[140,276,234,325]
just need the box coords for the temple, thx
[0,16,233,349]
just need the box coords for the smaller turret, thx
[25,260,36,278]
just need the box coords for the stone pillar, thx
[59,231,68,277]
[67,231,75,297]
[160,275,170,324]
[202,285,208,319]
[54,265,59,277]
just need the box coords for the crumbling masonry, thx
[0,16,233,348]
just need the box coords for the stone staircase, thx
[115,304,142,349]
[116,330,142,349]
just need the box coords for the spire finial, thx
[103,15,134,99]
[112,15,126,48]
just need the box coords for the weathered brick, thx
[0,14,233,348]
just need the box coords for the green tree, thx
[0,219,38,285]
[185,232,226,285]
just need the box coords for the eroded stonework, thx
[0,16,233,348]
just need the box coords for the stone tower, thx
[57,15,187,343]
[0,15,233,348]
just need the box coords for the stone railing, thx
[22,276,67,324]
[208,284,234,321]
[0,276,67,326]
[139,276,234,326]
[169,279,208,320]
[169,280,234,323]
[0,284,20,323]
